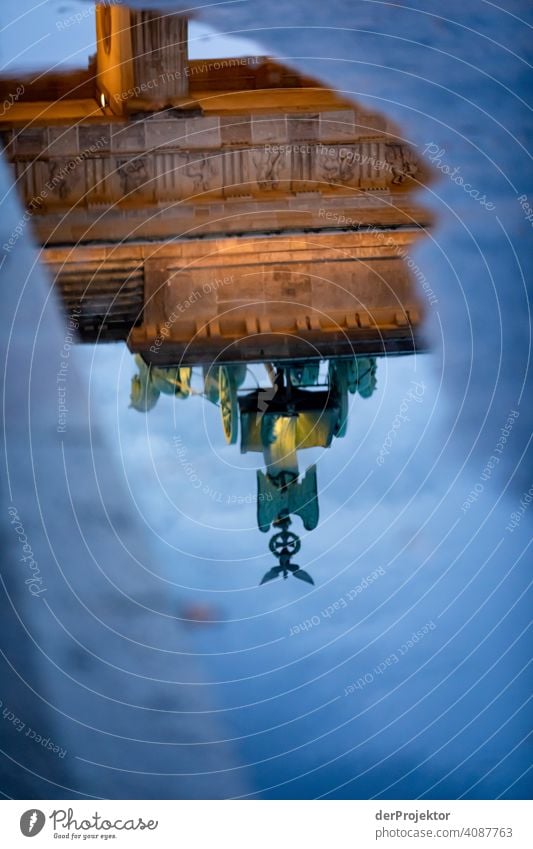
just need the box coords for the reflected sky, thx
[77,338,529,799]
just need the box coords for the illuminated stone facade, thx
[0,4,432,363]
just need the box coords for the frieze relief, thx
[8,139,421,209]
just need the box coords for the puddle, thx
[0,0,530,804]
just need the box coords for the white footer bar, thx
[1,799,531,848]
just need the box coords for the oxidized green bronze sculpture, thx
[129,356,377,584]
[260,517,314,585]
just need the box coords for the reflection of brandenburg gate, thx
[0,3,432,363]
[0,5,434,581]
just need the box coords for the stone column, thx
[130,10,189,103]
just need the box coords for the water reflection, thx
[131,356,378,582]
[1,0,530,806]
[0,1,431,586]
[0,2,432,586]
